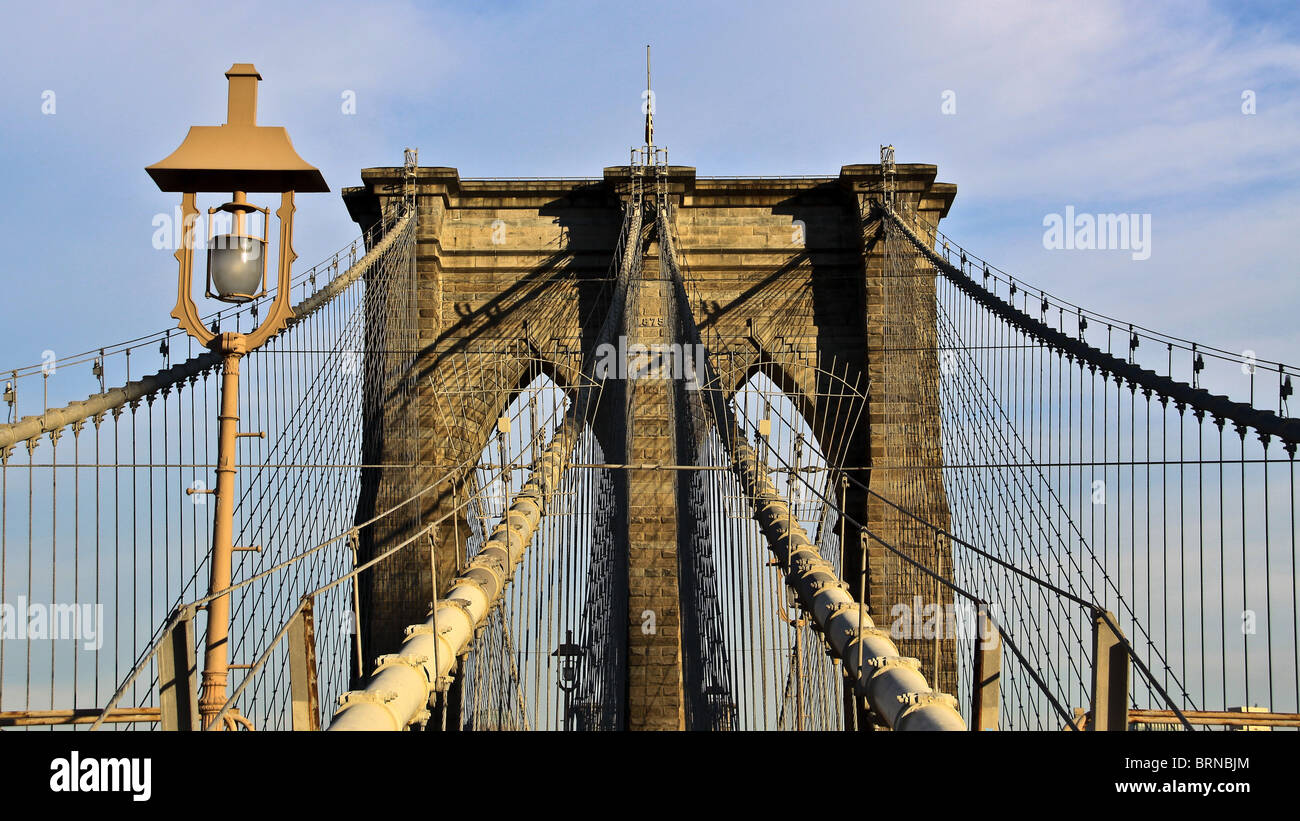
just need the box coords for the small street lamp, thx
[552,628,583,731]
[146,63,327,730]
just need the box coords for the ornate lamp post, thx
[146,64,327,730]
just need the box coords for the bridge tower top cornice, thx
[839,163,957,218]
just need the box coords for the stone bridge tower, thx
[343,160,957,730]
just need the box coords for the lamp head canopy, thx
[146,63,328,193]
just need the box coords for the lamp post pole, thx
[198,332,248,729]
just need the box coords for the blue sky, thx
[1,0,1298,411]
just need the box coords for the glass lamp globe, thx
[208,234,265,303]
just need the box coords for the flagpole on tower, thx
[645,44,653,148]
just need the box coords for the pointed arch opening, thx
[680,356,870,730]
[454,370,622,730]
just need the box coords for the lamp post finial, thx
[224,63,262,126]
